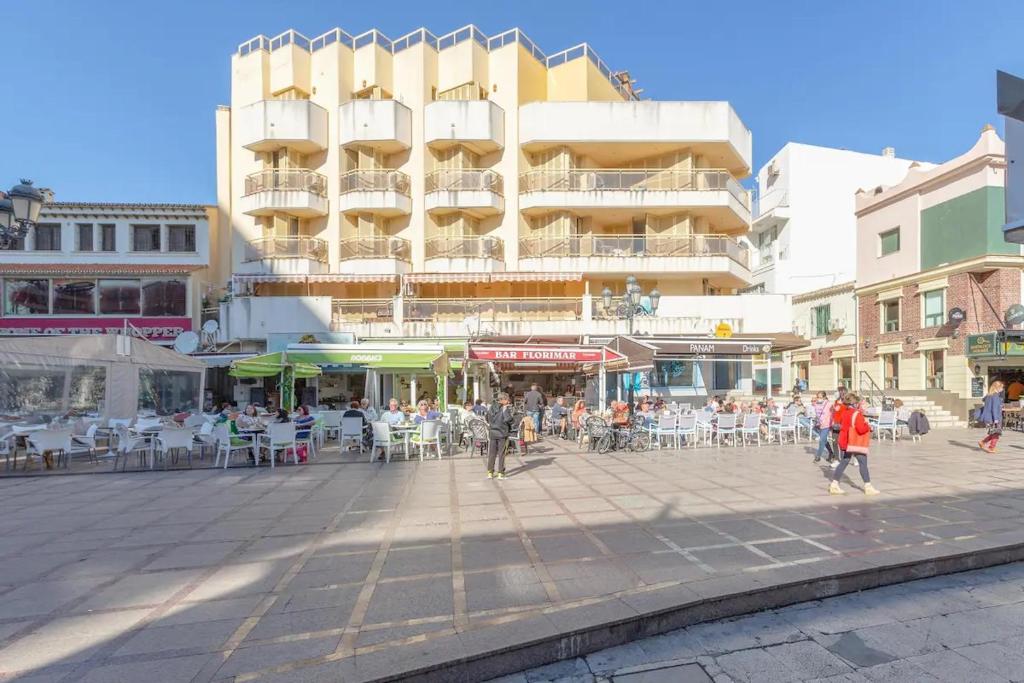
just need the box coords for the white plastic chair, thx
[768,414,797,444]
[649,413,678,449]
[26,429,74,469]
[155,428,196,469]
[112,435,151,472]
[677,414,698,448]
[340,416,365,453]
[694,411,713,447]
[213,423,253,469]
[739,413,761,447]
[183,413,206,430]
[320,410,343,441]
[261,422,298,467]
[71,424,102,462]
[874,410,898,441]
[371,421,402,463]
[796,413,814,442]
[0,428,15,470]
[411,420,442,461]
[715,413,738,448]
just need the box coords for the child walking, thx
[828,393,879,496]
[978,381,1004,453]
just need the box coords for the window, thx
[879,227,900,256]
[4,279,50,315]
[167,225,196,252]
[34,224,61,251]
[0,236,24,250]
[836,358,853,389]
[138,368,201,415]
[883,353,900,390]
[925,350,944,389]
[923,290,945,328]
[76,224,93,251]
[653,360,699,388]
[53,280,96,315]
[812,304,831,337]
[132,224,161,252]
[99,224,116,251]
[98,279,141,314]
[141,279,187,316]
[882,299,900,332]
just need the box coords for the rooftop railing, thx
[519,233,750,268]
[425,235,504,260]
[243,236,328,263]
[404,298,582,322]
[425,169,504,195]
[338,236,411,261]
[519,168,750,208]
[244,169,328,197]
[339,169,411,195]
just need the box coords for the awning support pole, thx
[766,355,772,401]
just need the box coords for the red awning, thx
[468,343,624,364]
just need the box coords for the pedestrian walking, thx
[811,391,834,463]
[523,384,545,439]
[829,393,879,496]
[978,380,1005,453]
[485,392,514,479]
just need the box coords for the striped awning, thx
[233,273,397,285]
[405,272,582,284]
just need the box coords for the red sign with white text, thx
[468,345,623,363]
[0,317,191,342]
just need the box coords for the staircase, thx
[890,395,969,429]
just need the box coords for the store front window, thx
[138,368,201,415]
[925,350,944,389]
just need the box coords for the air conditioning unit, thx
[767,161,780,178]
[829,317,847,332]
[792,322,806,337]
[479,236,496,257]
[388,237,407,256]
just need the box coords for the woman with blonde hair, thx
[978,380,1005,453]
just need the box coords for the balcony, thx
[337,170,412,216]
[238,236,329,275]
[424,100,505,153]
[240,169,329,218]
[338,236,411,275]
[237,100,329,154]
[338,100,412,153]
[518,234,751,281]
[519,168,751,229]
[424,235,504,272]
[424,169,504,216]
[331,298,396,332]
[519,101,752,175]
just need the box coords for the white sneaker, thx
[828,481,845,495]
[864,483,880,496]
[830,460,840,470]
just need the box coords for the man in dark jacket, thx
[485,392,514,479]
[523,384,545,439]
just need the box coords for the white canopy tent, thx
[0,334,205,419]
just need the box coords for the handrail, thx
[425,235,504,259]
[339,169,411,195]
[404,297,582,322]
[518,168,749,208]
[518,233,749,268]
[338,236,410,261]
[425,169,504,195]
[244,169,327,197]
[858,370,889,408]
[244,236,328,263]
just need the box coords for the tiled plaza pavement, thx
[2,429,1024,681]
[506,561,1024,682]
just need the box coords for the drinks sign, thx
[0,317,191,342]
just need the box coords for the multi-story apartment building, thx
[751,143,925,296]
[856,126,1022,406]
[0,201,220,343]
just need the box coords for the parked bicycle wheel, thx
[629,432,651,451]
[597,431,615,454]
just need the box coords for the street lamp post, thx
[0,180,46,248]
[601,275,660,410]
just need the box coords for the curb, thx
[372,540,1024,682]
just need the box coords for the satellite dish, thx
[173,331,200,354]
[1006,304,1024,328]
[202,319,219,334]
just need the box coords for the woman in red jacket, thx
[829,393,879,496]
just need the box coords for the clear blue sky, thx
[3,0,1022,204]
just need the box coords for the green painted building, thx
[920,186,1012,270]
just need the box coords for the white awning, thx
[405,272,582,284]
[233,273,397,285]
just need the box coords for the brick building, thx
[855,126,1024,401]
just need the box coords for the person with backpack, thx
[978,380,1005,453]
[829,393,879,496]
[485,392,514,480]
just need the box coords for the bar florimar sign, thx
[468,345,623,363]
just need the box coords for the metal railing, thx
[339,169,411,195]
[425,169,504,195]
[858,370,889,408]
[519,168,750,208]
[753,189,789,218]
[404,298,582,322]
[243,236,328,262]
[338,236,411,261]
[518,234,749,268]
[425,235,504,260]
[332,298,394,324]
[244,169,327,197]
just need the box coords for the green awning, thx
[284,347,448,374]
[229,351,322,379]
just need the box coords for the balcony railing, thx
[338,236,411,261]
[425,235,504,260]
[243,236,328,263]
[339,169,411,195]
[519,234,750,268]
[519,168,749,208]
[332,298,394,325]
[244,169,327,197]
[404,298,582,322]
[425,169,504,195]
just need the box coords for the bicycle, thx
[596,415,651,454]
